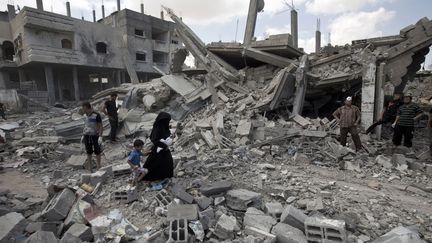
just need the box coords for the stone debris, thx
[0,1,431,243]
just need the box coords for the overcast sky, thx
[1,0,432,68]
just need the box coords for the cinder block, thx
[167,204,198,221]
[112,189,137,204]
[280,205,307,233]
[42,188,76,221]
[304,217,346,243]
[90,170,107,186]
[200,181,232,196]
[168,219,188,242]
[154,189,172,207]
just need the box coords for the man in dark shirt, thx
[392,93,423,148]
[365,93,403,135]
[103,93,118,142]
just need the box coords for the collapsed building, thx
[0,0,181,104]
[0,0,432,243]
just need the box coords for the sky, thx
[1,0,432,69]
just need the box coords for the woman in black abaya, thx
[143,112,174,181]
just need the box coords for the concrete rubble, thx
[0,0,432,242]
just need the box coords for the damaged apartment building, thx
[0,0,181,104]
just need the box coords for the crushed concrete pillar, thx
[7,4,15,20]
[243,0,260,46]
[44,65,55,104]
[140,3,144,14]
[72,66,80,101]
[36,0,44,10]
[292,55,309,115]
[374,62,386,138]
[66,2,71,17]
[291,9,298,48]
[361,60,377,129]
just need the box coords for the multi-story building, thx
[0,0,181,104]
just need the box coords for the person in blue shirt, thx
[128,139,148,185]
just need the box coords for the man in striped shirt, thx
[392,93,423,148]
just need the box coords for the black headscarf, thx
[150,112,171,142]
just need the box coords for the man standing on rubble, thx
[365,93,403,138]
[428,98,432,157]
[392,93,423,148]
[82,102,103,172]
[103,93,118,142]
[333,96,363,151]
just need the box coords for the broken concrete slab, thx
[25,231,58,243]
[280,205,307,232]
[63,223,93,242]
[371,226,425,243]
[195,196,213,210]
[171,185,194,204]
[214,214,239,240]
[166,204,198,221]
[244,207,277,233]
[65,155,88,169]
[244,226,277,243]
[200,181,232,196]
[226,189,262,211]
[25,222,60,235]
[0,212,26,242]
[292,114,311,128]
[271,223,307,243]
[199,207,216,230]
[42,188,76,221]
[236,119,252,136]
[306,197,324,211]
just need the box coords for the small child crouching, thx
[128,139,149,185]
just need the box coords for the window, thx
[136,52,146,61]
[90,77,99,83]
[2,41,15,61]
[135,29,144,36]
[171,40,179,44]
[96,42,107,54]
[61,39,72,49]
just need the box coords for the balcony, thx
[21,7,74,32]
[23,44,79,65]
[152,40,169,53]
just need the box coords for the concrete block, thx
[60,233,83,243]
[271,223,307,243]
[65,155,88,169]
[236,119,252,136]
[280,205,307,232]
[25,231,58,243]
[226,189,262,211]
[304,217,346,243]
[64,223,93,242]
[25,222,60,235]
[376,155,392,168]
[244,226,277,243]
[90,170,107,186]
[64,200,91,228]
[306,197,324,211]
[199,207,215,230]
[80,174,91,185]
[99,165,113,177]
[112,189,138,204]
[200,180,233,196]
[244,207,277,233]
[112,164,130,176]
[168,219,188,243]
[195,196,213,210]
[171,185,194,204]
[166,204,198,221]
[292,115,311,128]
[0,212,26,242]
[265,202,284,218]
[214,214,239,240]
[154,189,173,207]
[42,188,76,221]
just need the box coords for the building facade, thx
[0,2,180,104]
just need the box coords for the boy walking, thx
[82,102,103,172]
[128,139,148,185]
